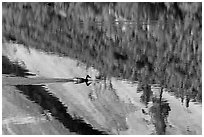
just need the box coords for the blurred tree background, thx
[2,2,202,102]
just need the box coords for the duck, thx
[73,75,92,86]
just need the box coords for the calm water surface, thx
[2,43,202,135]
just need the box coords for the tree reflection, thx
[149,88,171,135]
[88,79,137,134]
[140,84,152,107]
[185,94,190,108]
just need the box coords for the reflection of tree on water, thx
[89,79,128,133]
[88,79,137,134]
[185,94,190,108]
[139,84,171,135]
[149,88,171,135]
[140,84,153,107]
[180,88,194,108]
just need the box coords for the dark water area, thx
[15,85,107,135]
[2,55,36,77]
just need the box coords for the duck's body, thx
[73,75,92,86]
[73,77,88,83]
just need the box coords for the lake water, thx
[2,43,202,135]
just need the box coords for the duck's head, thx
[86,75,91,79]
